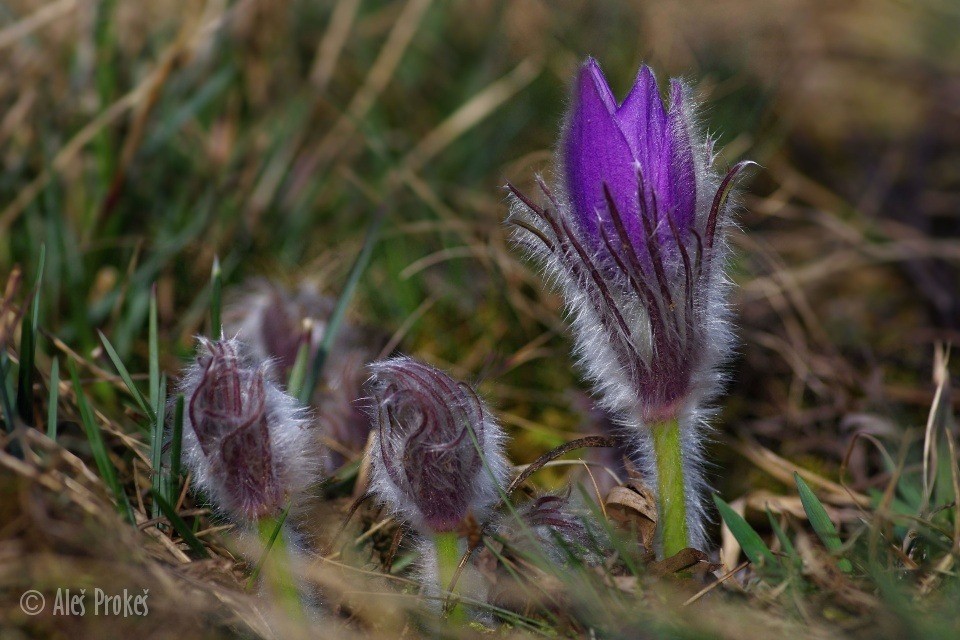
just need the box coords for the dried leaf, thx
[605,479,658,550]
[649,548,718,577]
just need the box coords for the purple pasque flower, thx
[178,338,315,520]
[366,357,509,534]
[508,57,751,423]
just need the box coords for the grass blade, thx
[150,375,167,517]
[286,337,310,399]
[247,501,293,588]
[31,245,45,330]
[298,207,384,405]
[210,255,222,339]
[68,359,134,524]
[167,394,184,506]
[0,352,18,435]
[151,488,209,558]
[713,493,778,570]
[149,284,159,411]
[47,357,59,439]
[15,305,35,425]
[98,330,156,423]
[16,245,44,426]
[766,507,797,559]
[794,472,853,572]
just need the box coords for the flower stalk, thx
[508,57,751,556]
[651,417,688,558]
[251,509,303,621]
[365,356,509,617]
[434,531,466,621]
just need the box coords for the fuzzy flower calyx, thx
[366,357,509,534]
[179,338,314,520]
[508,57,751,422]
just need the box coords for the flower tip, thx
[668,78,687,112]
[576,57,616,113]
[636,63,657,86]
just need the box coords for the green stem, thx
[434,531,466,622]
[652,417,688,558]
[250,507,303,620]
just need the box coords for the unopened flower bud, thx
[178,338,315,521]
[224,279,383,470]
[366,357,509,534]
[497,494,600,564]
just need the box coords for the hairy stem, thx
[254,515,303,620]
[652,417,688,558]
[434,531,466,622]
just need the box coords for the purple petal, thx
[564,60,641,244]
[666,79,697,233]
[616,65,667,175]
[584,57,618,115]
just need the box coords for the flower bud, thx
[224,279,382,469]
[366,357,509,534]
[497,494,600,564]
[508,58,751,423]
[508,58,753,552]
[178,338,315,520]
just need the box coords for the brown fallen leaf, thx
[648,548,720,577]
[605,479,657,551]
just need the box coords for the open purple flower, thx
[507,58,752,555]
[366,357,509,534]
[178,338,315,521]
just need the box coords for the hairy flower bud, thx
[366,357,509,534]
[224,279,385,470]
[178,338,315,520]
[498,494,600,563]
[508,58,750,423]
[508,58,752,552]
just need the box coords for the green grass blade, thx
[150,375,167,518]
[247,501,293,589]
[148,284,159,411]
[0,352,18,434]
[298,207,384,405]
[286,338,310,399]
[47,358,59,439]
[167,395,184,506]
[98,330,156,423]
[16,246,44,426]
[68,359,134,524]
[210,255,222,339]
[92,0,118,188]
[794,472,853,572]
[713,493,778,570]
[151,488,209,558]
[766,507,797,559]
[31,245,46,329]
[16,305,35,425]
